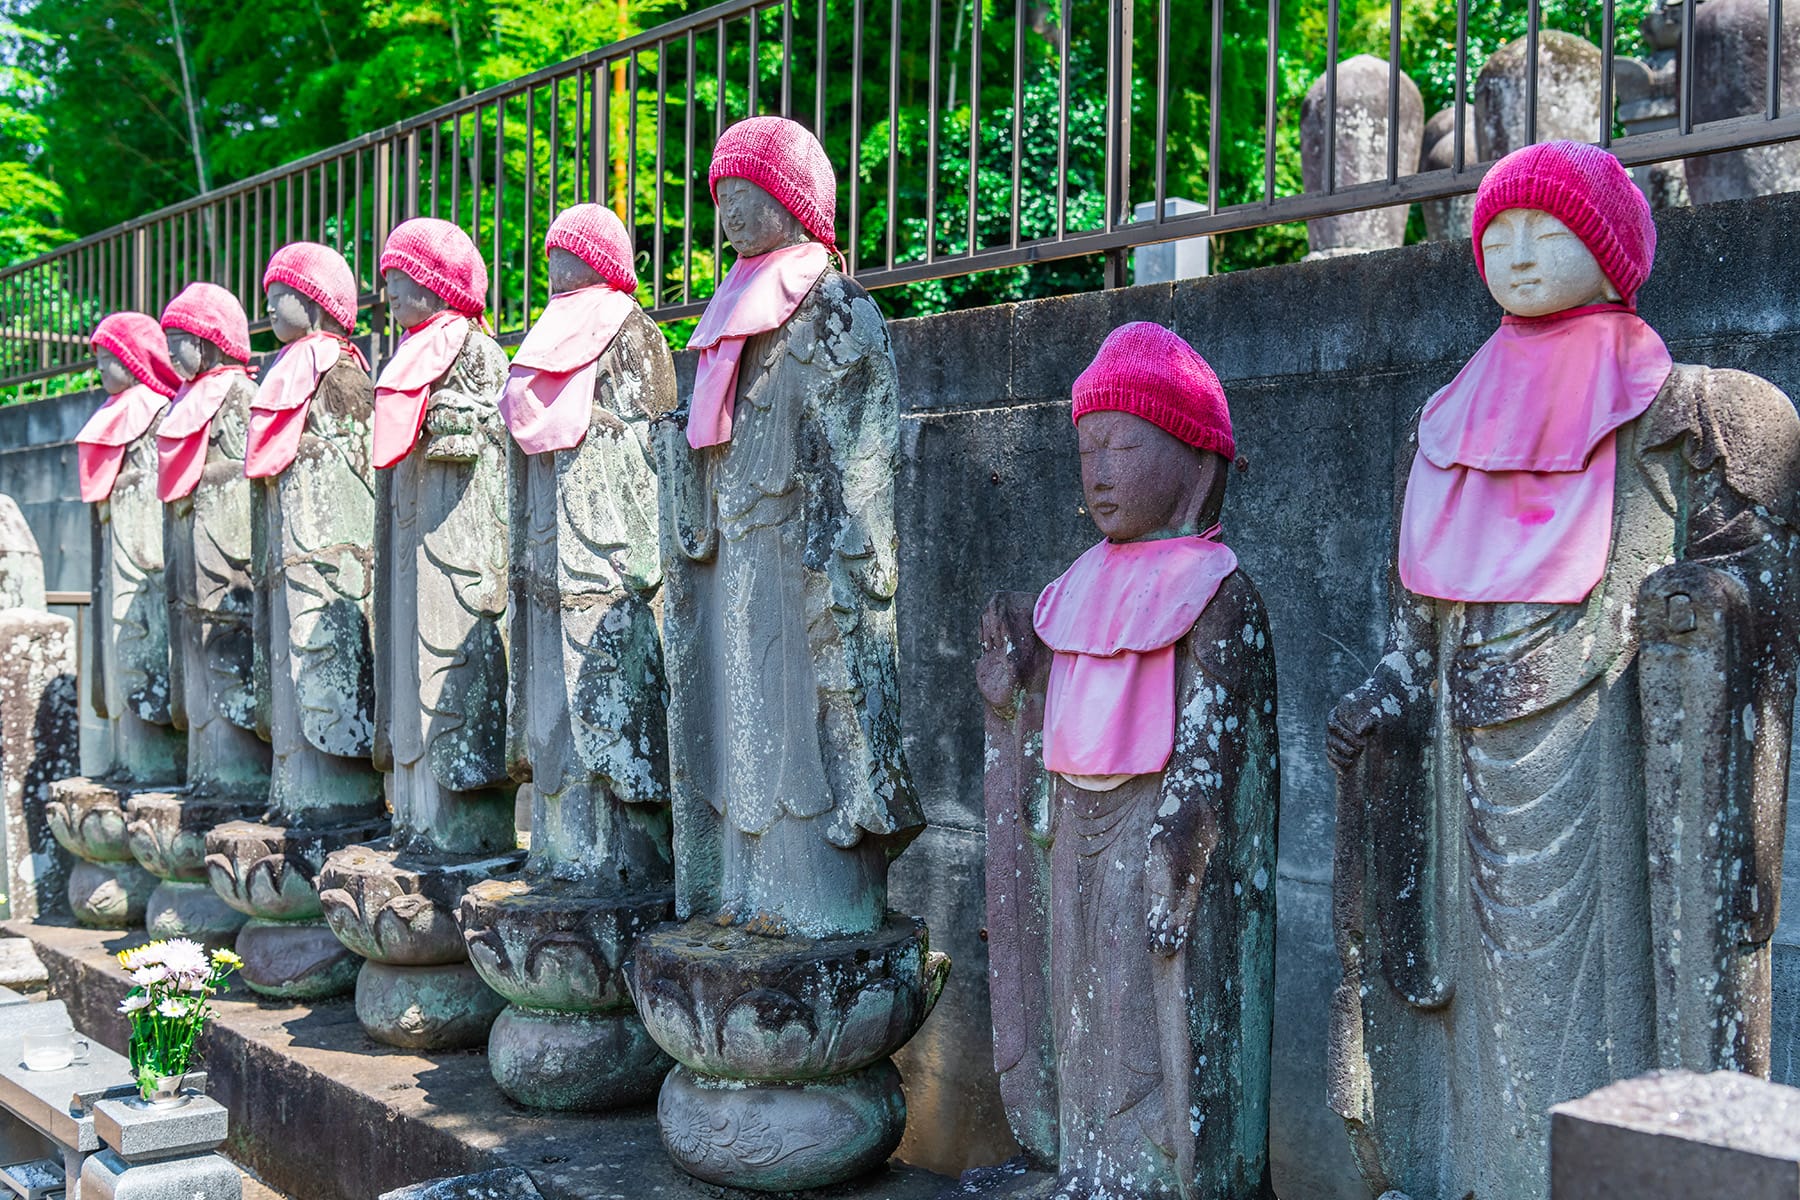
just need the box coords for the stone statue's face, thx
[165,330,216,380]
[385,268,449,330]
[548,246,606,296]
[96,348,136,395]
[1076,409,1224,542]
[717,177,809,258]
[266,281,325,344]
[1479,207,1620,318]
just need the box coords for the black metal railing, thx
[1,0,1796,392]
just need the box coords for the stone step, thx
[6,917,952,1200]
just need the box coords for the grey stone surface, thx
[353,959,506,1051]
[1685,0,1800,206]
[80,1147,241,1200]
[0,494,47,611]
[1419,105,1477,241]
[1550,1070,1800,1198]
[0,938,48,990]
[93,1095,227,1164]
[1474,31,1605,158]
[0,604,75,921]
[380,1169,545,1200]
[1300,55,1424,257]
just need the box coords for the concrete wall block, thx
[890,302,1015,414]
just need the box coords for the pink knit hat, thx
[90,311,181,397]
[1071,323,1234,459]
[709,116,837,247]
[1471,140,1656,305]
[161,283,251,363]
[545,204,639,293]
[379,218,488,316]
[263,241,360,331]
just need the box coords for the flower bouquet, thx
[115,939,242,1103]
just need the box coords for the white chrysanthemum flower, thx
[175,968,212,994]
[130,965,168,987]
[158,939,208,978]
[154,997,188,1019]
[117,994,151,1014]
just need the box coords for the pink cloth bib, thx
[372,310,472,469]
[1034,531,1239,778]
[500,285,638,454]
[1399,305,1672,604]
[245,333,370,479]
[77,384,169,502]
[685,241,829,448]
[156,367,248,502]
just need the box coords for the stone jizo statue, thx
[121,283,269,946]
[1327,140,1800,1200]
[318,217,520,1049]
[204,242,386,999]
[629,116,947,1192]
[458,203,677,1110]
[978,322,1279,1200]
[47,313,184,927]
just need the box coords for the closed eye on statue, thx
[1536,230,1572,240]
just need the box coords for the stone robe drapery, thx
[1330,364,1800,1200]
[164,375,270,797]
[92,410,183,786]
[985,574,1280,1200]
[251,353,380,825]
[372,325,514,857]
[506,307,676,894]
[659,267,922,938]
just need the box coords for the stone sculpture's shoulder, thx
[314,355,374,419]
[1185,567,1275,697]
[1644,362,1800,518]
[452,326,510,396]
[807,268,893,366]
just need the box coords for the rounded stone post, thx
[1299,54,1424,257]
[1420,105,1478,241]
[1473,30,1605,160]
[1683,0,1800,204]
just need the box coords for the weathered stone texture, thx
[1299,55,1424,256]
[0,606,75,920]
[1419,105,1477,241]
[1474,31,1605,158]
[1684,0,1800,205]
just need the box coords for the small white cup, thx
[22,1027,90,1071]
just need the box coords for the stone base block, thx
[80,1148,241,1200]
[47,776,142,863]
[320,844,524,967]
[658,1060,906,1191]
[126,791,261,884]
[206,815,388,921]
[488,1004,670,1111]
[144,879,247,947]
[459,877,672,1011]
[67,857,156,928]
[355,959,505,1050]
[236,917,362,1000]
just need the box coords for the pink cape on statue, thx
[684,241,829,448]
[372,310,472,470]
[499,284,639,454]
[77,384,169,502]
[1034,530,1238,779]
[245,332,370,479]
[156,366,249,502]
[1398,304,1673,605]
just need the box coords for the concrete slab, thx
[11,917,954,1200]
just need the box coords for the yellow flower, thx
[210,948,244,969]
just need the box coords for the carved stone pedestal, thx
[46,778,157,928]
[125,791,258,946]
[460,879,672,1110]
[631,915,948,1191]
[319,844,521,1049]
[207,817,387,998]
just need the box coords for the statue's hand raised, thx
[1326,686,1385,774]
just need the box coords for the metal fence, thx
[2,0,1798,392]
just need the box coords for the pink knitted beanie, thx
[91,312,181,397]
[1072,323,1235,459]
[263,241,360,331]
[161,283,251,363]
[1471,140,1656,305]
[709,116,837,247]
[545,204,639,293]
[379,218,488,316]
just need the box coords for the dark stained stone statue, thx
[205,243,387,999]
[457,204,678,1110]
[318,217,521,1050]
[628,117,947,1191]
[1327,142,1800,1200]
[976,322,1278,1200]
[125,284,270,947]
[47,313,184,927]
